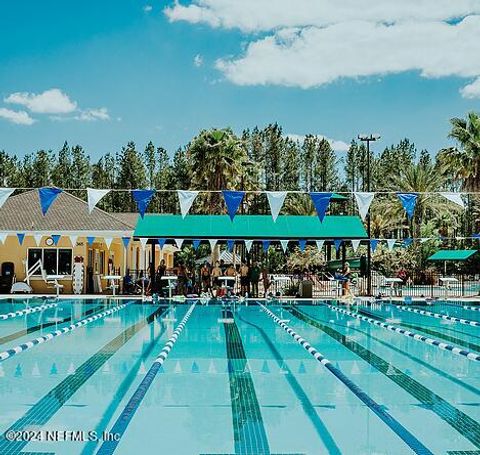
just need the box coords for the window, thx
[27,248,73,276]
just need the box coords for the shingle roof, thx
[0,190,135,232]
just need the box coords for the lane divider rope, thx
[397,305,480,327]
[325,303,480,362]
[464,305,480,312]
[0,303,128,362]
[258,303,433,455]
[0,302,58,321]
[96,301,197,455]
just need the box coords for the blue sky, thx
[0,0,479,160]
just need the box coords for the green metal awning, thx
[134,215,367,240]
[428,250,477,261]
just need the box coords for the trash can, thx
[299,280,313,298]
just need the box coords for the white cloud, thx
[0,108,36,125]
[194,54,204,67]
[5,88,77,114]
[143,5,153,13]
[286,134,349,152]
[216,17,480,88]
[75,107,110,121]
[460,77,480,98]
[165,0,480,32]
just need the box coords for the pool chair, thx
[0,262,15,293]
[40,267,65,297]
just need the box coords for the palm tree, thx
[437,112,480,191]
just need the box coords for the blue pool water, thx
[0,297,479,454]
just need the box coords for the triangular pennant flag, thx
[177,190,199,218]
[191,361,200,373]
[87,236,95,246]
[208,239,217,251]
[245,240,253,253]
[17,233,25,245]
[158,238,166,249]
[280,240,289,253]
[175,238,184,249]
[351,240,361,252]
[140,238,149,250]
[104,237,113,249]
[87,188,110,213]
[33,234,43,246]
[298,239,306,251]
[0,233,8,244]
[439,192,465,209]
[122,236,131,248]
[132,189,155,219]
[386,239,396,251]
[403,238,413,247]
[222,190,245,221]
[334,239,343,252]
[370,239,379,252]
[69,235,78,247]
[265,191,287,222]
[227,240,234,252]
[192,239,201,250]
[262,240,270,252]
[38,187,62,216]
[397,193,418,220]
[315,240,325,251]
[354,192,375,221]
[51,234,61,246]
[0,188,15,209]
[261,360,270,373]
[310,192,332,222]
[298,361,306,374]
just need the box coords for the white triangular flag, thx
[386,239,396,251]
[175,238,184,249]
[140,238,149,250]
[245,240,254,253]
[315,240,325,251]
[208,239,217,251]
[33,234,43,246]
[439,192,465,209]
[87,188,110,213]
[354,192,375,221]
[0,233,7,244]
[69,235,78,247]
[177,190,199,218]
[265,191,287,222]
[351,240,361,252]
[104,237,113,249]
[280,240,289,253]
[0,188,14,209]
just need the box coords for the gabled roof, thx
[134,214,367,240]
[428,250,477,261]
[0,190,135,233]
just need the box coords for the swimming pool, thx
[0,297,479,454]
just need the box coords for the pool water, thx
[0,297,479,454]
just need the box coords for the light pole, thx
[358,133,380,296]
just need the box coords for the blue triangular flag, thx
[227,239,234,252]
[261,360,270,373]
[122,237,130,248]
[403,238,413,247]
[158,238,166,249]
[191,361,200,373]
[17,233,25,245]
[51,234,61,246]
[87,236,95,246]
[370,239,379,252]
[226,360,234,373]
[397,192,418,220]
[262,240,270,252]
[132,189,155,219]
[50,363,58,375]
[38,187,62,216]
[298,361,306,374]
[15,364,22,377]
[334,239,343,252]
[192,239,201,250]
[222,190,245,221]
[310,192,332,222]
[298,239,306,251]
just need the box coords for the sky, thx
[0,0,479,160]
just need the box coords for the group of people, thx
[154,259,269,297]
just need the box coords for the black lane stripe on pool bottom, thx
[289,306,480,450]
[357,307,480,353]
[236,313,341,455]
[0,304,105,347]
[223,310,270,455]
[0,304,166,455]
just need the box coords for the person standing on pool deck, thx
[250,262,260,297]
[342,261,352,297]
[240,262,249,296]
